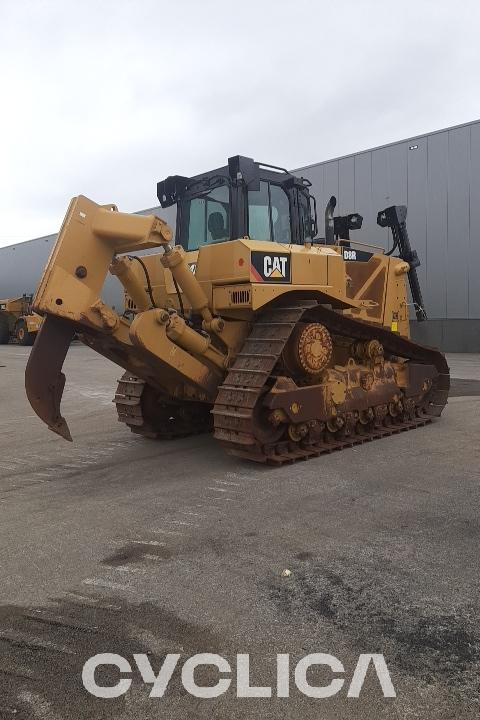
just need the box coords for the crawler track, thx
[115,373,212,439]
[213,300,450,464]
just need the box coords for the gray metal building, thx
[293,119,480,351]
[1,119,479,350]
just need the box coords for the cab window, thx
[248,181,291,243]
[183,184,230,250]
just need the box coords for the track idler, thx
[282,322,333,377]
[25,315,75,441]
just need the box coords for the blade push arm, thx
[377,205,427,322]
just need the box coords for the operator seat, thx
[208,212,229,241]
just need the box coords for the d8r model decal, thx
[341,248,373,262]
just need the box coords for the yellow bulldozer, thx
[0,294,43,345]
[25,156,449,464]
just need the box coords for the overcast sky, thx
[1,0,479,246]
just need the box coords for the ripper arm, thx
[25,195,225,441]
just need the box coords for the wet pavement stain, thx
[102,543,173,567]
[0,594,223,719]
[267,562,480,702]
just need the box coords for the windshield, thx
[248,181,291,243]
[181,184,230,250]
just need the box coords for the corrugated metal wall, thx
[0,234,55,301]
[295,120,480,321]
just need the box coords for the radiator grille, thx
[230,289,251,305]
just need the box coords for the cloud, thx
[0,0,479,245]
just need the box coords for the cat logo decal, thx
[250,252,291,283]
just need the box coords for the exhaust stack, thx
[325,195,337,244]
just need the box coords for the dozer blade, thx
[25,315,75,441]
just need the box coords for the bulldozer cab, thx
[19,293,34,315]
[157,155,317,250]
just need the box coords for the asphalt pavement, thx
[0,344,479,719]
